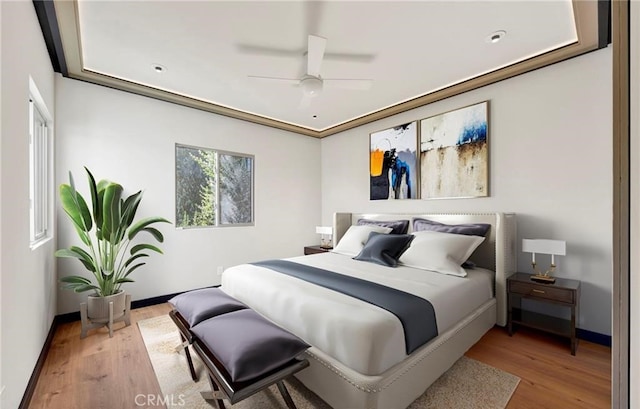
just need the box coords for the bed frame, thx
[295,212,517,409]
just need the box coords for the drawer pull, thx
[532,289,545,294]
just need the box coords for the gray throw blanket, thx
[251,259,438,354]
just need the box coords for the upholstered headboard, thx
[332,212,517,326]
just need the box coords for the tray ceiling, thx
[50,1,603,137]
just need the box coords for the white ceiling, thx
[57,1,597,135]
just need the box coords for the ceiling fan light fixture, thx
[301,76,323,97]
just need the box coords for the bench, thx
[168,288,310,409]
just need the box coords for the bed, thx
[220,212,517,409]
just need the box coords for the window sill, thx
[30,235,53,251]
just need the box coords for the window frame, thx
[28,77,53,249]
[175,143,255,229]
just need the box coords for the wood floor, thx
[28,303,611,409]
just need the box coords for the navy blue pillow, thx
[357,219,410,235]
[353,232,414,267]
[191,309,310,382]
[412,218,491,237]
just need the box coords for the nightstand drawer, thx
[304,245,331,255]
[509,281,575,303]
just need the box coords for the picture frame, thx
[369,121,418,200]
[419,101,489,199]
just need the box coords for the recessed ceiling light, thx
[486,30,506,44]
[152,64,167,73]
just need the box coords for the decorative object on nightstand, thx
[522,239,566,283]
[507,272,580,355]
[315,226,333,249]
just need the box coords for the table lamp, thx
[522,239,566,283]
[315,226,333,249]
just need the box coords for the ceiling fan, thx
[247,35,374,108]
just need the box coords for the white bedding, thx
[220,252,493,375]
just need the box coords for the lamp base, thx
[530,274,556,284]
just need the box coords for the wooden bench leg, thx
[277,381,297,409]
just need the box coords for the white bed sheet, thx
[220,252,493,375]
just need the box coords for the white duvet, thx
[220,252,493,375]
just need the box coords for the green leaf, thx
[131,243,163,255]
[128,217,171,240]
[55,247,96,272]
[139,227,164,242]
[60,275,93,285]
[69,283,99,293]
[72,224,92,247]
[85,167,102,229]
[124,253,148,267]
[122,191,143,228]
[115,277,135,284]
[101,183,123,243]
[60,275,99,293]
[59,184,92,233]
[123,263,145,278]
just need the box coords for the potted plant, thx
[56,167,170,337]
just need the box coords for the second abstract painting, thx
[419,101,488,199]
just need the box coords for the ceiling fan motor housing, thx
[301,76,323,96]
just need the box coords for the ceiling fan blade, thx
[298,93,313,110]
[305,1,323,40]
[324,52,376,63]
[323,79,374,90]
[237,44,301,58]
[247,75,300,85]
[307,35,327,77]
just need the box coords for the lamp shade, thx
[522,239,566,255]
[315,226,332,235]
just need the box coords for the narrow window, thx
[29,97,50,245]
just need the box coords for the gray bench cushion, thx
[191,309,310,382]
[168,288,247,327]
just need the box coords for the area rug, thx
[138,315,520,408]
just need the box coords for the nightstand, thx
[507,272,580,355]
[303,245,332,255]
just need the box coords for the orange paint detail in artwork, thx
[370,149,384,176]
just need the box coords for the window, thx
[175,144,254,228]
[29,86,52,247]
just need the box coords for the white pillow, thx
[332,225,393,257]
[398,230,485,277]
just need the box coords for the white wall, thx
[0,1,56,408]
[321,47,613,336]
[55,77,321,314]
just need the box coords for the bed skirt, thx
[295,298,497,409]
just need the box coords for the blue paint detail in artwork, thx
[457,122,487,145]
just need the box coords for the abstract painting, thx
[370,121,418,200]
[419,101,488,199]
